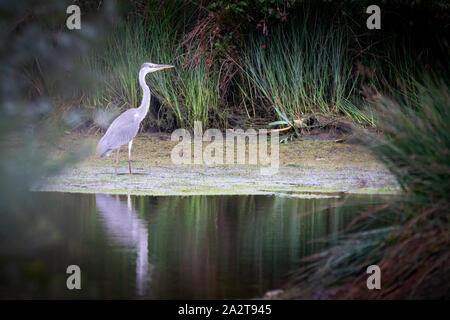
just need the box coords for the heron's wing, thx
[97,109,141,156]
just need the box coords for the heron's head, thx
[141,62,175,73]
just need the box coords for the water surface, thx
[0,192,389,299]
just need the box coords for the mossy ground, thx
[38,133,398,196]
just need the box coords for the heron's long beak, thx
[155,64,175,70]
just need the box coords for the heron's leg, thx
[128,140,133,174]
[115,147,120,175]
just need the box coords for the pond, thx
[0,192,390,299]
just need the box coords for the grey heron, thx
[97,62,174,174]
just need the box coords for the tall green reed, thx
[240,13,372,128]
[81,12,219,130]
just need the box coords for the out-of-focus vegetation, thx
[0,0,116,286]
[291,79,450,299]
[0,0,116,203]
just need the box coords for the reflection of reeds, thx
[147,195,370,299]
[291,79,450,299]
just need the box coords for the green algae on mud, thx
[37,133,399,196]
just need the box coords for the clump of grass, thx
[366,79,450,203]
[291,78,450,299]
[81,9,219,131]
[179,58,219,128]
[240,13,373,131]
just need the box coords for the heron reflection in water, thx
[95,194,151,296]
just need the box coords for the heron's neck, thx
[137,69,151,121]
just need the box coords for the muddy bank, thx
[38,133,398,196]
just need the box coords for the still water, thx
[0,192,388,299]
